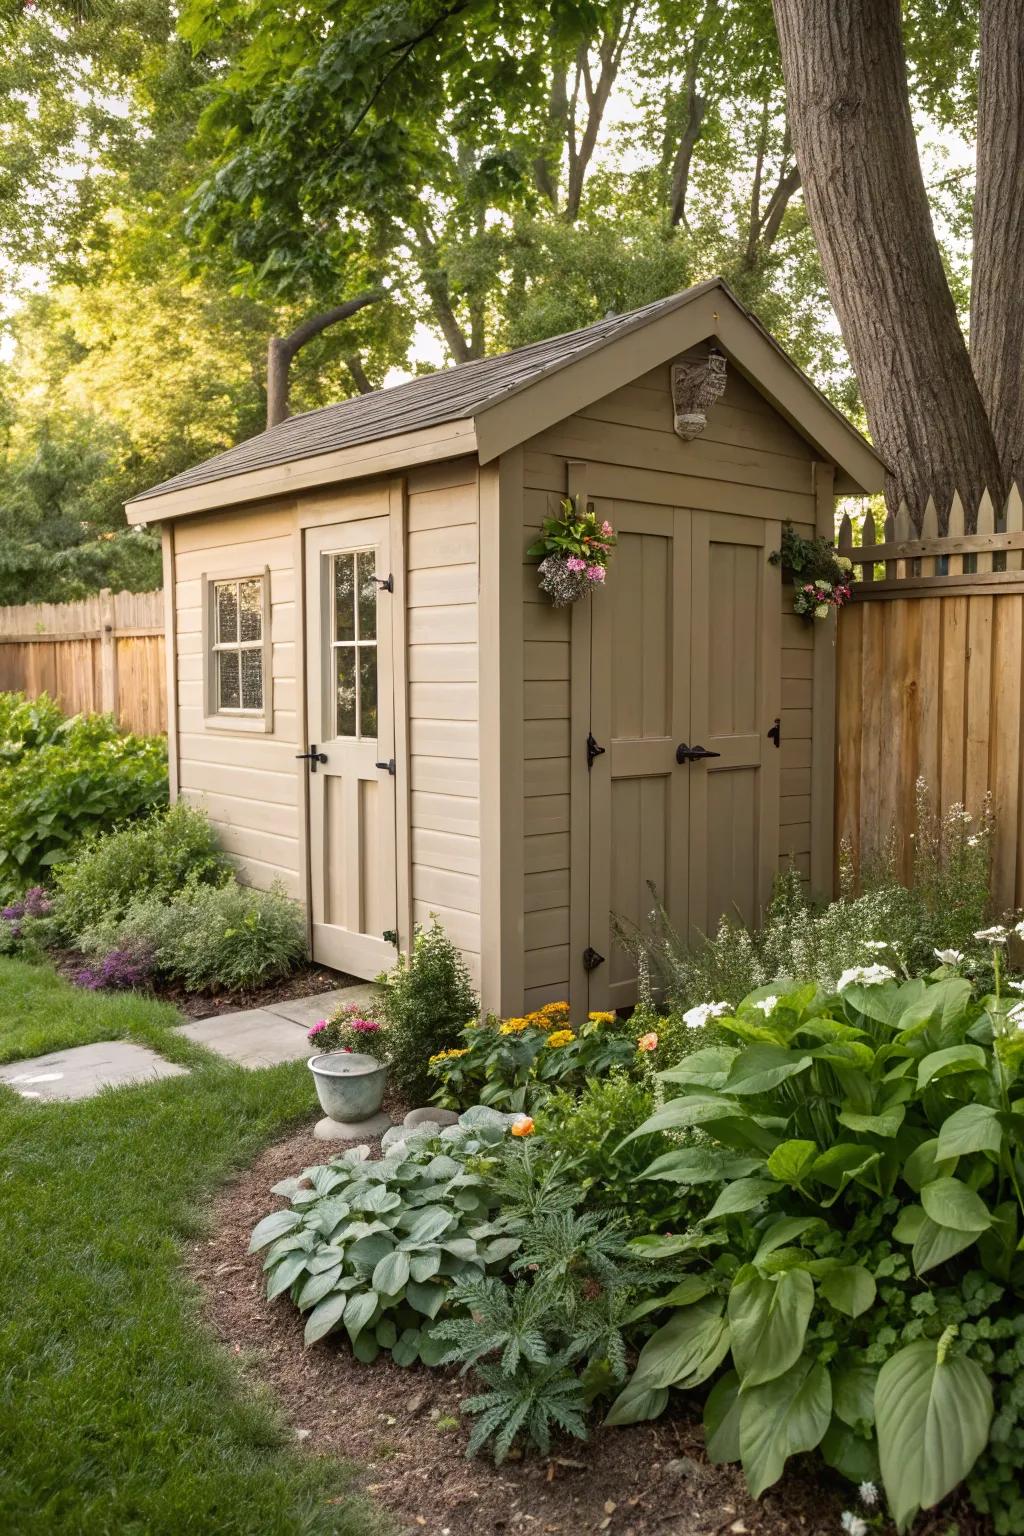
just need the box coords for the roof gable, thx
[127,279,884,521]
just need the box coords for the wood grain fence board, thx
[991,596,1022,911]
[939,598,968,813]
[964,596,994,819]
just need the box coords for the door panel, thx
[305,517,398,976]
[687,511,781,939]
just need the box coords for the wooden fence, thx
[0,589,166,737]
[835,486,1024,911]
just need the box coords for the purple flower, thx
[565,556,587,572]
[23,887,52,917]
[586,565,606,582]
[74,946,154,992]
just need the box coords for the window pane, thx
[241,648,263,710]
[216,582,238,644]
[357,550,377,641]
[335,646,357,736]
[218,649,240,709]
[358,645,378,738]
[239,578,262,642]
[334,555,355,643]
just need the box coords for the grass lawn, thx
[0,957,387,1536]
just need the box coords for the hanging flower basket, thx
[770,522,854,621]
[527,497,616,608]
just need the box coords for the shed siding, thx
[516,355,820,1005]
[173,504,302,897]
[406,461,482,987]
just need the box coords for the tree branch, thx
[266,290,384,428]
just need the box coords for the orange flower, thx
[637,1032,659,1052]
[511,1115,535,1137]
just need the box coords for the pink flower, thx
[307,1020,328,1040]
[351,1018,379,1032]
[566,556,587,572]
[600,520,613,537]
[637,1031,658,1052]
[587,565,606,582]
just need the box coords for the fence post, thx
[99,588,118,720]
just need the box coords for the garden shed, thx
[127,278,884,1017]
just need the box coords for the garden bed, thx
[188,1127,872,1536]
[49,950,356,1018]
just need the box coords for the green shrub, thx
[0,691,67,765]
[606,970,1024,1529]
[376,918,478,1103]
[154,879,306,992]
[429,1001,640,1114]
[0,712,167,900]
[54,802,230,941]
[249,1106,527,1366]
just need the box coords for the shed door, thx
[305,519,398,977]
[587,506,780,1009]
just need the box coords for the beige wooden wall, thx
[0,590,165,736]
[515,355,824,1008]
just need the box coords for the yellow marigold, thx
[588,1010,616,1025]
[545,1028,576,1048]
[428,1047,469,1064]
[539,1000,571,1021]
[499,1017,531,1034]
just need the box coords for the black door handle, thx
[296,744,328,772]
[676,743,722,764]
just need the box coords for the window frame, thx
[330,547,380,742]
[201,567,273,733]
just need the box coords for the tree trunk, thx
[266,292,383,428]
[772,0,1004,520]
[971,0,1024,495]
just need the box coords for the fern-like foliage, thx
[462,1356,588,1463]
[485,1141,578,1223]
[433,1274,554,1375]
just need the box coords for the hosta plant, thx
[606,972,1024,1530]
[428,1002,638,1113]
[249,1106,527,1366]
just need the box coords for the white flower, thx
[967,834,981,847]
[753,995,780,1016]
[683,1000,731,1029]
[814,602,830,619]
[864,940,890,951]
[1007,979,1024,993]
[1014,920,1024,941]
[934,948,964,965]
[1007,1002,1024,1029]
[975,926,1008,944]
[841,1514,868,1536]
[836,555,854,572]
[858,1482,878,1507]
[837,964,895,990]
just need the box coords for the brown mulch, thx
[186,1126,868,1536]
[51,951,356,1019]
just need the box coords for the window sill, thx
[202,713,273,735]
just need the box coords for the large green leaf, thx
[820,1416,880,1483]
[638,1147,762,1185]
[843,981,920,1028]
[819,1265,875,1318]
[724,1045,813,1096]
[704,1177,780,1221]
[937,1102,1003,1159]
[897,978,973,1040]
[812,1142,882,1197]
[765,1139,818,1185]
[603,1381,670,1427]
[912,1217,978,1276]
[704,1370,741,1463]
[739,1356,832,1498]
[832,1363,877,1428]
[249,1209,302,1252]
[266,1251,308,1300]
[916,1044,987,1089]
[659,1047,739,1088]
[837,1104,906,1137]
[903,1137,957,1191]
[372,1248,412,1297]
[728,1267,813,1386]
[343,1288,379,1344]
[875,1339,993,1530]
[296,1266,342,1311]
[754,1216,822,1264]
[406,1279,446,1318]
[626,1298,730,1393]
[304,1290,348,1346]
[920,1177,991,1233]
[618,1094,745,1146]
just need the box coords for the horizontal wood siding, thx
[780,519,816,882]
[406,461,482,986]
[173,505,301,896]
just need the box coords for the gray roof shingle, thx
[131,284,720,503]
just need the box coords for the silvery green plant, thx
[606,973,1024,1531]
[249,1107,525,1365]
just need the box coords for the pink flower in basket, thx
[565,556,587,572]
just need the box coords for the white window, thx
[203,571,271,726]
[331,549,379,739]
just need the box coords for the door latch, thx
[375,758,396,775]
[586,732,606,770]
[376,573,394,592]
[582,946,605,972]
[675,743,722,764]
[383,929,399,945]
[295,744,328,772]
[767,717,781,748]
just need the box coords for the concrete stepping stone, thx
[267,985,379,1029]
[314,1111,391,1140]
[0,1040,188,1102]
[177,1008,314,1068]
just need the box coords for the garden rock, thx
[313,1111,391,1140]
[403,1106,459,1128]
[0,1040,188,1102]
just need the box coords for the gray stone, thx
[664,1456,700,1480]
[404,1106,459,1128]
[177,1008,314,1067]
[0,1040,188,1102]
[267,985,379,1028]
[314,1111,391,1140]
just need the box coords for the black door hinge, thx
[377,573,394,592]
[582,946,605,972]
[375,758,396,775]
[767,717,781,748]
[586,732,606,770]
[383,928,399,945]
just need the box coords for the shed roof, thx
[128,278,885,520]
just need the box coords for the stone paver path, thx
[0,1040,189,1102]
[175,983,378,1068]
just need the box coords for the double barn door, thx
[586,505,781,1010]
